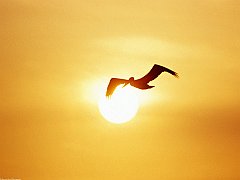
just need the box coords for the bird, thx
[106,64,179,97]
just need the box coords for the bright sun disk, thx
[98,86,139,124]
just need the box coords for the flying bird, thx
[106,64,179,97]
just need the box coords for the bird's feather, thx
[106,78,128,97]
[135,64,178,84]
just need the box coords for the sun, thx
[98,86,139,124]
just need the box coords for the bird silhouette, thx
[106,64,179,97]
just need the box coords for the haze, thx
[0,0,239,179]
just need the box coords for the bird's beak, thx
[122,82,129,88]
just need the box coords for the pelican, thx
[106,64,179,97]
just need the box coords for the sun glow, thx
[98,86,139,124]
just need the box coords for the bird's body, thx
[129,78,155,90]
[106,64,178,97]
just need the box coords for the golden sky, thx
[0,0,240,179]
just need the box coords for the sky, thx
[0,0,240,179]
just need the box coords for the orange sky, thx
[0,0,240,179]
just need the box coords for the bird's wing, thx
[135,64,178,84]
[106,78,128,97]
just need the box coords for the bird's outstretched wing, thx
[135,64,179,84]
[106,78,128,97]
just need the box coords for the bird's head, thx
[123,77,134,88]
[129,77,134,82]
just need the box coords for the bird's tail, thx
[164,67,179,78]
